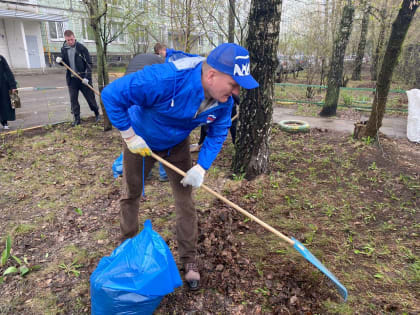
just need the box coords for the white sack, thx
[406,89,420,143]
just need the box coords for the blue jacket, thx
[165,48,198,63]
[101,56,233,170]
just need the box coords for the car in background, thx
[292,55,306,72]
[276,54,290,74]
[276,54,307,81]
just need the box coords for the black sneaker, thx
[159,176,169,182]
[72,119,81,127]
[95,114,101,122]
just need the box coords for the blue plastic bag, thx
[112,153,123,178]
[90,220,182,315]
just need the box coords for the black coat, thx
[0,55,17,122]
[60,41,93,87]
[125,53,163,75]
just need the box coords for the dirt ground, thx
[0,120,419,314]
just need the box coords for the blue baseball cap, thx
[207,43,259,89]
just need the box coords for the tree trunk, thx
[228,0,235,43]
[97,43,112,131]
[355,0,418,139]
[370,10,387,81]
[184,0,193,52]
[90,22,112,129]
[320,4,354,117]
[85,0,112,131]
[232,0,282,179]
[352,2,370,80]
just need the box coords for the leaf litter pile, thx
[0,122,418,314]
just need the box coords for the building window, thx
[139,0,147,10]
[159,0,165,15]
[82,19,95,41]
[49,21,64,40]
[111,23,125,43]
[138,27,147,44]
[160,27,165,42]
[106,0,121,7]
[218,34,223,45]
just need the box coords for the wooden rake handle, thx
[59,60,100,97]
[150,152,294,246]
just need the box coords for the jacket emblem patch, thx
[206,115,216,124]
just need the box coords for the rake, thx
[59,59,348,300]
[151,152,348,301]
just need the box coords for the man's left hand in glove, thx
[120,127,151,156]
[181,164,205,188]
[82,78,90,86]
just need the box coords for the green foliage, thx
[254,287,270,296]
[232,173,245,181]
[342,92,353,106]
[59,259,83,277]
[74,208,83,215]
[362,136,375,145]
[304,224,318,245]
[0,235,40,283]
[368,161,377,170]
[1,236,11,266]
[0,236,40,281]
[409,260,420,283]
[354,244,375,257]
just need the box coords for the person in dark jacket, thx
[0,55,17,130]
[56,30,100,126]
[154,42,197,62]
[125,53,163,74]
[190,93,239,152]
[102,43,259,291]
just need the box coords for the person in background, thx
[0,55,17,130]
[101,43,259,291]
[154,42,198,63]
[190,93,239,152]
[56,30,100,126]
[124,52,168,182]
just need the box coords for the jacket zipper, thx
[193,100,220,119]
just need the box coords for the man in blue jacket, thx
[101,43,258,290]
[154,42,198,62]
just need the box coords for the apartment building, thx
[0,0,66,68]
[1,0,228,69]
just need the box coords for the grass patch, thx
[0,118,418,313]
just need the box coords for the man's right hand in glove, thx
[180,164,205,188]
[56,56,62,64]
[120,127,151,156]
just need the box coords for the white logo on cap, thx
[234,62,250,76]
[234,55,250,76]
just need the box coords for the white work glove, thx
[82,78,89,86]
[121,127,151,156]
[181,164,206,188]
[56,56,62,64]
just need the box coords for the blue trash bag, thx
[112,153,123,178]
[90,220,182,315]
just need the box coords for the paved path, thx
[273,108,407,139]
[3,72,105,131]
[1,72,408,139]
